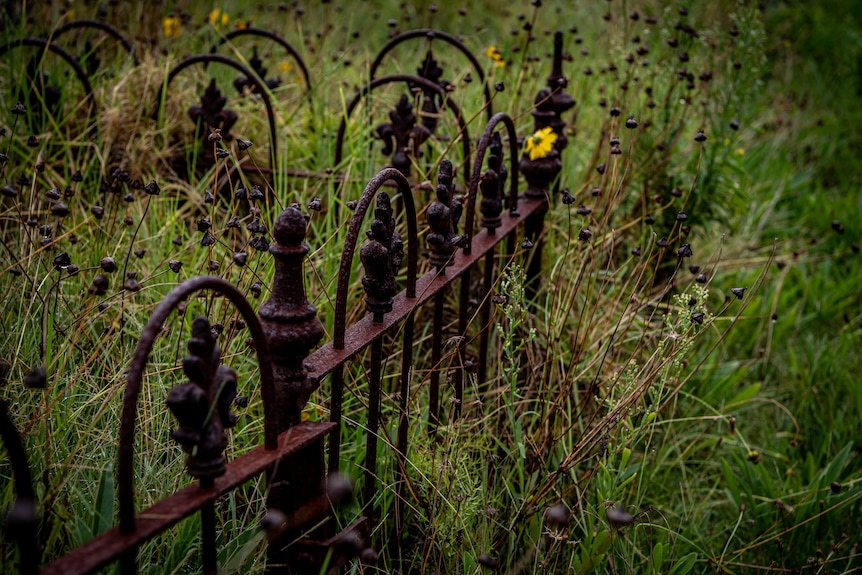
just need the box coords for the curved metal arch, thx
[0,400,39,575]
[333,168,418,350]
[117,276,277,535]
[211,27,310,92]
[369,28,492,120]
[52,19,139,66]
[334,74,472,190]
[462,112,520,256]
[153,53,279,168]
[0,36,96,115]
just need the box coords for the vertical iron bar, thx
[363,338,384,523]
[200,484,218,575]
[454,268,471,418]
[395,311,415,547]
[328,365,344,476]
[428,291,445,431]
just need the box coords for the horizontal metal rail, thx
[41,422,334,575]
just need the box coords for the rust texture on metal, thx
[369,28,493,120]
[333,74,472,189]
[41,422,333,575]
[426,159,463,270]
[117,275,278,540]
[374,93,432,177]
[212,27,311,92]
[0,399,39,575]
[51,19,139,66]
[307,194,545,384]
[152,53,278,168]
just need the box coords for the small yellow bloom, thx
[524,126,558,161]
[735,147,745,157]
[723,137,731,146]
[209,8,229,31]
[279,60,292,74]
[486,45,506,67]
[235,19,248,30]
[162,15,182,38]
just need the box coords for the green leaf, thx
[652,542,664,574]
[669,552,697,575]
[721,458,740,507]
[91,466,114,538]
[726,383,761,408]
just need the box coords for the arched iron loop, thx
[0,36,96,115]
[369,28,492,120]
[0,400,39,575]
[462,113,520,256]
[153,53,278,169]
[117,276,276,535]
[334,74,472,190]
[334,168,418,350]
[210,27,311,94]
[51,19,139,66]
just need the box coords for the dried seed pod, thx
[200,233,216,247]
[227,217,240,228]
[609,106,621,117]
[544,504,570,526]
[521,237,533,249]
[123,273,141,292]
[690,312,704,324]
[677,211,688,221]
[89,274,109,295]
[144,181,160,196]
[477,554,498,570]
[308,197,322,211]
[133,249,146,259]
[215,148,230,159]
[625,116,638,129]
[596,163,607,175]
[561,189,575,205]
[50,201,70,217]
[695,273,707,283]
[172,235,182,246]
[66,264,79,276]
[730,119,740,130]
[204,190,215,204]
[607,505,635,527]
[234,187,247,200]
[730,287,746,299]
[123,192,134,203]
[197,218,212,232]
[46,188,61,200]
[24,366,47,388]
[0,184,16,197]
[250,282,262,298]
[207,260,220,271]
[100,257,117,272]
[123,216,134,226]
[26,135,39,147]
[694,130,707,142]
[11,101,26,115]
[237,139,253,151]
[169,260,183,273]
[657,237,668,248]
[677,243,693,258]
[631,246,641,256]
[233,252,248,266]
[831,220,845,234]
[578,228,592,242]
[575,205,591,215]
[645,215,654,225]
[71,170,83,182]
[671,187,683,197]
[249,185,264,201]
[53,252,72,269]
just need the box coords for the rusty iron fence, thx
[0,26,575,575]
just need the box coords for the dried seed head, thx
[123,272,141,292]
[71,170,83,182]
[144,180,160,196]
[561,189,575,205]
[24,366,47,388]
[625,116,638,129]
[39,224,52,237]
[575,204,591,216]
[197,218,212,232]
[207,128,223,142]
[100,257,117,272]
[88,274,109,296]
[694,130,707,142]
[596,163,607,175]
[53,252,72,269]
[134,249,146,259]
[494,82,505,92]
[249,185,264,201]
[690,312,704,325]
[66,264,79,276]
[234,187,247,200]
[609,106,621,117]
[207,260,220,271]
[123,216,134,226]
[578,228,592,242]
[677,243,693,258]
[477,554,498,570]
[831,482,841,493]
[695,273,707,283]
[215,148,230,159]
[46,188,61,200]
[250,282,262,298]
[308,197,322,211]
[0,184,15,198]
[730,119,740,130]
[11,101,26,115]
[233,252,248,266]
[607,505,635,527]
[631,246,641,256]
[677,211,688,221]
[200,233,216,247]
[521,237,533,249]
[730,287,746,299]
[657,237,668,248]
[237,138,253,151]
[671,187,683,197]
[544,504,570,526]
[172,235,182,246]
[644,215,654,225]
[831,220,845,234]
[227,217,240,228]
[204,190,215,204]
[169,260,183,273]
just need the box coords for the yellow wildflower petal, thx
[524,127,558,161]
[279,60,292,73]
[735,148,745,156]
[486,45,499,59]
[209,9,221,26]
[723,137,730,146]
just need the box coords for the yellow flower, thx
[486,45,506,67]
[524,127,558,161]
[209,8,229,30]
[279,60,292,73]
[235,19,248,30]
[735,147,745,156]
[162,15,181,38]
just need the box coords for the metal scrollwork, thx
[166,316,238,482]
[479,131,506,234]
[188,78,239,145]
[360,192,403,322]
[374,93,432,177]
[426,159,463,270]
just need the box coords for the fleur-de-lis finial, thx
[360,192,404,322]
[166,316,238,483]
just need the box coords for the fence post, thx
[258,205,326,574]
[520,31,575,301]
